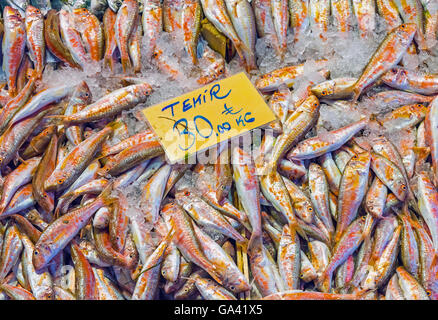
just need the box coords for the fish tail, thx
[248,232,263,253]
[98,181,115,206]
[121,53,132,74]
[351,87,360,103]
[104,55,116,72]
[317,269,332,293]
[292,221,308,242]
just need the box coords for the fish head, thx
[32,242,54,271]
[4,6,24,25]
[311,80,335,98]
[395,23,417,45]
[73,80,93,105]
[44,171,68,192]
[25,5,43,21]
[40,192,55,213]
[381,67,409,88]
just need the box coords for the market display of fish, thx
[0,0,436,301]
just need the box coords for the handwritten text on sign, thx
[142,72,276,163]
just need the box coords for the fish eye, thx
[219,68,224,74]
[313,103,318,107]
[84,92,89,97]
[300,273,304,279]
[401,24,406,29]
[427,290,432,296]
[34,250,39,255]
[401,184,407,190]
[321,90,327,96]
[162,270,166,274]
[230,285,235,291]
[416,104,422,108]
[361,216,366,221]
[308,206,313,212]
[184,191,190,196]
[57,178,64,185]
[153,52,159,58]
[352,155,358,160]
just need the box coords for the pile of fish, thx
[0,0,436,301]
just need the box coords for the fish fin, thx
[316,269,332,293]
[248,232,263,255]
[351,87,360,103]
[354,288,376,300]
[121,56,132,74]
[45,115,68,125]
[98,181,115,206]
[105,120,125,136]
[361,214,374,243]
[293,221,308,242]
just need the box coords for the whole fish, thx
[287,118,368,160]
[115,0,139,73]
[57,83,152,125]
[3,6,26,97]
[25,5,45,77]
[352,23,417,101]
[335,152,371,244]
[103,8,118,71]
[225,0,257,70]
[142,0,163,60]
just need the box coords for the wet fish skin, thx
[3,6,26,97]
[25,5,45,78]
[352,23,417,101]
[115,0,139,73]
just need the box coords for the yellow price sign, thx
[142,72,276,163]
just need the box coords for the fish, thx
[25,5,45,77]
[382,67,438,95]
[352,23,417,101]
[44,9,81,68]
[142,0,163,61]
[3,6,26,97]
[115,0,139,73]
[225,0,257,69]
[103,8,118,72]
